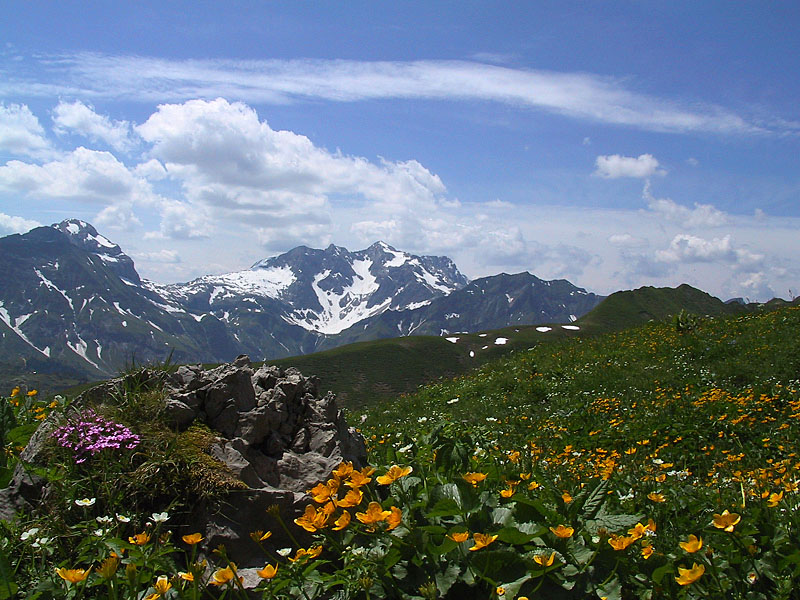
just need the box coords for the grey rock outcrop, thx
[0,356,367,569]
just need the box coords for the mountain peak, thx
[51,219,140,284]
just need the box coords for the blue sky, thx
[1,1,798,301]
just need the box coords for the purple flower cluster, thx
[51,409,140,464]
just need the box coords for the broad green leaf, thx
[497,526,537,545]
[579,479,609,520]
[492,506,515,527]
[585,513,643,535]
[435,563,461,597]
[651,564,674,584]
[426,497,462,518]
[595,576,622,600]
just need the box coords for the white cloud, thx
[52,100,134,151]
[135,98,448,236]
[643,181,728,227]
[133,249,181,264]
[0,212,41,235]
[594,153,663,179]
[608,233,647,248]
[6,53,767,135]
[0,103,53,159]
[655,233,764,270]
[0,147,155,206]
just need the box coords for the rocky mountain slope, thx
[0,220,603,389]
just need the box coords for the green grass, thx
[4,295,800,598]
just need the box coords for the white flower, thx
[116,514,131,523]
[417,417,428,423]
[151,511,169,524]
[20,527,39,541]
[485,417,498,422]
[32,537,51,548]
[92,529,106,537]
[447,398,459,405]
[75,498,96,507]
[398,443,413,453]
[277,548,292,557]
[96,516,114,525]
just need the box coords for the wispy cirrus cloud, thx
[1,52,772,135]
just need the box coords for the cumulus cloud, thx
[5,53,768,135]
[0,103,53,159]
[52,100,134,151]
[643,181,728,227]
[655,233,764,270]
[0,212,41,235]
[608,233,647,248]
[133,249,181,264]
[135,98,448,236]
[594,153,664,179]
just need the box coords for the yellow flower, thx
[294,504,330,532]
[561,491,573,504]
[462,472,488,486]
[527,480,541,491]
[376,465,413,485]
[647,492,666,503]
[500,485,516,498]
[679,534,703,553]
[675,562,705,586]
[309,481,336,504]
[209,565,240,586]
[507,450,521,463]
[179,571,194,581]
[289,545,323,562]
[533,551,556,567]
[129,532,151,545]
[333,510,351,530]
[332,461,354,479]
[27,389,37,397]
[549,525,574,538]
[10,387,20,397]
[347,470,373,488]
[448,531,469,543]
[608,535,636,551]
[257,563,278,579]
[182,532,204,545]
[386,506,403,531]
[154,575,172,595]
[336,488,364,508]
[469,533,498,551]
[641,543,654,560]
[55,567,91,583]
[712,509,741,532]
[97,556,120,579]
[356,501,392,527]
[767,491,784,507]
[496,586,506,596]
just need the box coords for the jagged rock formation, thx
[0,357,366,568]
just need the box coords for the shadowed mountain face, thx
[0,220,602,389]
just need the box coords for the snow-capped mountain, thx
[155,241,468,336]
[0,220,603,390]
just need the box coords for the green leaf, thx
[0,548,16,600]
[595,576,622,600]
[652,564,674,585]
[585,513,643,535]
[435,563,461,597]
[7,422,39,445]
[492,507,516,527]
[497,526,538,545]
[579,479,609,520]
[0,466,12,489]
[426,497,462,518]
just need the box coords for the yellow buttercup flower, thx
[767,491,784,507]
[712,509,741,532]
[182,532,204,545]
[309,481,336,504]
[641,543,654,559]
[55,567,91,583]
[179,571,194,581]
[561,491,573,504]
[376,465,413,485]
[679,534,703,553]
[129,532,151,545]
[333,510,351,530]
[533,551,556,567]
[257,563,278,579]
[549,525,574,538]
[347,470,373,488]
[608,535,636,551]
[675,562,705,586]
[448,531,469,543]
[97,556,120,579]
[647,492,666,503]
[469,533,498,551]
[289,545,323,562]
[356,501,392,527]
[336,488,364,508]
[627,522,647,540]
[462,472,488,486]
[209,565,240,586]
[153,575,172,595]
[386,506,402,531]
[332,461,354,479]
[27,389,37,397]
